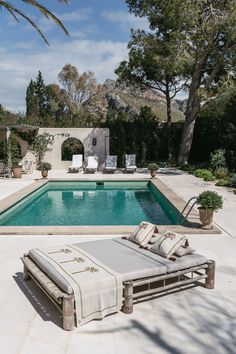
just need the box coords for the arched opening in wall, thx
[61,137,84,161]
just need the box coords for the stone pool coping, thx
[0,178,221,235]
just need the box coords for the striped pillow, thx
[128,221,156,246]
[150,232,186,258]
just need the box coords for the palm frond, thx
[0,0,69,45]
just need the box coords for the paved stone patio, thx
[0,169,235,354]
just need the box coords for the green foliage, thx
[190,104,236,171]
[214,167,229,180]
[210,149,227,171]
[38,162,51,171]
[147,163,158,170]
[228,174,236,187]
[197,191,223,211]
[61,138,84,161]
[11,128,38,145]
[126,0,236,165]
[194,169,215,181]
[30,133,54,165]
[215,179,229,187]
[0,0,69,45]
[180,164,196,174]
[8,133,21,167]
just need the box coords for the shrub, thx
[214,167,229,180]
[38,162,52,171]
[228,174,236,187]
[215,179,229,187]
[210,149,226,171]
[194,169,215,181]
[147,163,159,170]
[181,164,195,174]
[197,191,223,211]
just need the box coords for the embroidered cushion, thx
[150,231,186,258]
[148,233,160,244]
[174,246,195,257]
[128,221,156,247]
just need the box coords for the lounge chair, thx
[104,155,117,173]
[125,154,137,173]
[0,162,6,177]
[20,157,33,174]
[0,162,11,178]
[68,154,83,173]
[21,237,215,331]
[85,156,98,173]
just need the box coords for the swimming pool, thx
[0,181,180,226]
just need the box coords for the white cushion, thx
[174,246,195,257]
[150,231,186,259]
[128,221,156,247]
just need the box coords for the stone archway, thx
[61,137,84,161]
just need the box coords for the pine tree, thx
[35,71,47,119]
[26,79,39,123]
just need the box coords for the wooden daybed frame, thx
[21,255,215,331]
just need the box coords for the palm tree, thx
[0,0,69,45]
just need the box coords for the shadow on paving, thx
[13,272,63,329]
[157,169,184,176]
[13,270,236,354]
[80,288,236,354]
[130,291,236,354]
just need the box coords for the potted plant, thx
[197,191,223,228]
[30,132,54,167]
[147,163,159,178]
[8,133,22,178]
[38,162,51,178]
[12,157,23,178]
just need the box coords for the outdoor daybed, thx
[21,236,215,331]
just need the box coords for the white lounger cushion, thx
[28,238,207,295]
[128,221,156,246]
[69,155,83,170]
[86,156,98,170]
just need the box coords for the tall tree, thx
[35,71,47,118]
[125,0,236,165]
[0,0,69,45]
[58,64,103,121]
[116,29,188,160]
[26,79,39,122]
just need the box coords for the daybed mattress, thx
[28,237,207,295]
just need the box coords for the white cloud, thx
[58,8,92,23]
[0,39,128,112]
[23,8,93,34]
[102,10,149,32]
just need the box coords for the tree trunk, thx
[177,60,205,166]
[166,87,172,161]
[177,101,200,165]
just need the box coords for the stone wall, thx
[35,127,110,170]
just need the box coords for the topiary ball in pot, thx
[38,162,52,178]
[147,163,159,178]
[197,191,223,228]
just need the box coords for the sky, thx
[0,0,150,113]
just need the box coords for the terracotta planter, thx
[150,170,157,178]
[199,208,214,228]
[41,170,48,178]
[12,166,22,178]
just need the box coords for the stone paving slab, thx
[0,169,236,353]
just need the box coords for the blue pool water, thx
[0,181,178,226]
